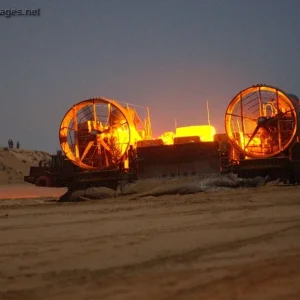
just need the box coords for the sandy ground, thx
[1,184,300,300]
[0,184,66,200]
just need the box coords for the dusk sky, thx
[1,0,300,152]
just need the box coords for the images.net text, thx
[0,9,41,18]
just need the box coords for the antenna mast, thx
[206,100,211,126]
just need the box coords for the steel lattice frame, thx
[59,97,132,170]
[225,85,297,158]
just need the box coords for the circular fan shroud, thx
[225,85,298,158]
[59,97,132,170]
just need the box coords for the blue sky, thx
[1,0,300,152]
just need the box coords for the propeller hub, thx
[257,116,267,126]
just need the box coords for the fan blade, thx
[80,141,94,162]
[98,137,111,152]
[245,125,260,148]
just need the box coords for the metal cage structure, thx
[59,97,151,170]
[225,85,298,158]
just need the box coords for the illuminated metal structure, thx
[225,84,299,159]
[24,84,300,194]
[59,97,152,170]
[24,95,221,193]
[221,84,300,183]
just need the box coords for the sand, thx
[0,184,66,200]
[0,146,299,299]
[0,147,51,185]
[1,184,300,300]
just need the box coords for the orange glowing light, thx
[175,125,216,142]
[158,131,175,145]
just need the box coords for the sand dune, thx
[0,147,51,185]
